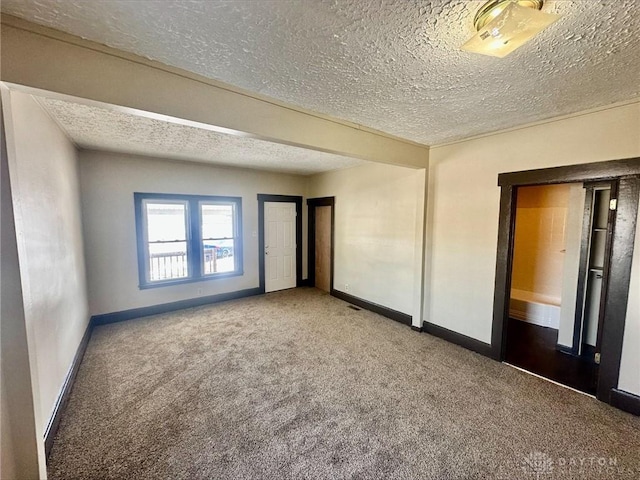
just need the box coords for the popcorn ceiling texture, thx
[37,97,365,175]
[4,0,640,145]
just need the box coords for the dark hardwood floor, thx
[505,318,598,395]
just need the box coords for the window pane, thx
[145,201,189,281]
[148,241,188,281]
[201,204,234,239]
[146,202,187,242]
[203,239,235,275]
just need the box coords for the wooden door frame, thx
[257,194,303,293]
[491,157,640,404]
[307,197,335,292]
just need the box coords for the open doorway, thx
[505,182,614,394]
[492,158,640,405]
[307,197,335,293]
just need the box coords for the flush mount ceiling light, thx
[461,0,560,58]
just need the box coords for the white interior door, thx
[265,202,296,292]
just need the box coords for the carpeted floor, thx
[48,288,640,479]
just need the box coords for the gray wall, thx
[78,150,308,315]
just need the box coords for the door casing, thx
[491,157,640,404]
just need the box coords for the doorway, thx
[257,194,302,293]
[492,158,640,404]
[307,197,335,292]
[504,182,614,395]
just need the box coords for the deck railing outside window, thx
[135,194,242,288]
[149,250,188,281]
[149,247,233,281]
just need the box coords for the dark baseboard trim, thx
[331,290,412,326]
[411,326,422,332]
[92,287,263,326]
[44,318,94,458]
[297,278,310,287]
[422,321,493,358]
[610,388,640,416]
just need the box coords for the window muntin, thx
[135,193,242,288]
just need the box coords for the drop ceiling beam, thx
[0,15,428,169]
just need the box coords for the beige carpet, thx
[48,288,640,479]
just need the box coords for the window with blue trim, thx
[134,193,243,288]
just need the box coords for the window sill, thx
[138,270,244,290]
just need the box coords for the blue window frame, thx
[134,193,243,288]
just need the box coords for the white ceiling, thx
[36,96,366,175]
[3,0,639,146]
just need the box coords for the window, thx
[134,193,242,288]
[144,199,190,282]
[200,202,238,275]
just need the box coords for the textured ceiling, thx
[3,0,640,145]
[36,96,366,175]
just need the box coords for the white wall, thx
[426,100,640,395]
[79,150,308,315]
[308,163,426,319]
[0,93,43,479]
[2,89,90,474]
[557,184,586,348]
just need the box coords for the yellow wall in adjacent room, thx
[512,184,571,302]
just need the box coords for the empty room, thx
[1,1,639,479]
